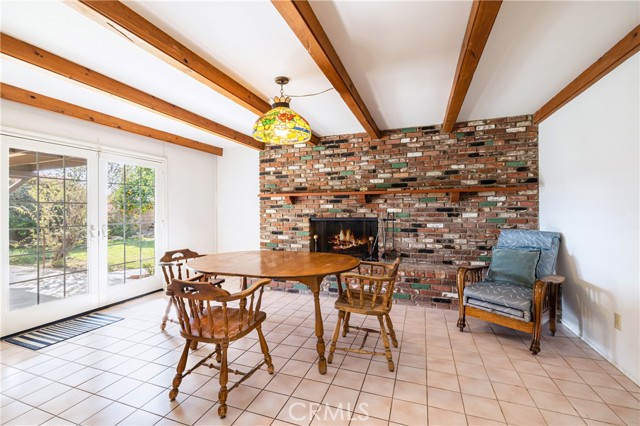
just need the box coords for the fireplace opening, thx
[310,218,378,260]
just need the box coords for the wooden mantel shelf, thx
[260,185,534,204]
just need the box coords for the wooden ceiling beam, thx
[69,0,271,116]
[0,33,264,151]
[442,0,502,133]
[1,84,223,156]
[534,24,640,124]
[272,0,381,139]
[67,0,319,146]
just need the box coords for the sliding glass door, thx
[2,134,164,335]
[100,154,162,304]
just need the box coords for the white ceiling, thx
[1,0,638,152]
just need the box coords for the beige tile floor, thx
[1,286,639,425]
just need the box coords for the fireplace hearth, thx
[310,218,378,260]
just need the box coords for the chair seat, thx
[335,292,390,315]
[187,307,266,340]
[464,281,533,322]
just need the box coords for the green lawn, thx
[9,238,155,272]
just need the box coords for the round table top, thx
[187,250,360,280]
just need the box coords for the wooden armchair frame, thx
[159,248,224,331]
[167,277,274,418]
[457,265,564,354]
[329,258,400,371]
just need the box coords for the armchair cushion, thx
[464,281,533,322]
[486,248,540,287]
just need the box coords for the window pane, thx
[39,178,64,203]
[37,153,65,178]
[66,272,88,297]
[125,237,142,262]
[39,276,65,303]
[107,161,157,286]
[65,203,87,226]
[66,228,87,272]
[108,163,124,184]
[8,149,90,309]
[9,254,38,284]
[125,260,141,281]
[9,280,38,310]
[65,179,87,203]
[39,203,65,228]
[65,157,87,180]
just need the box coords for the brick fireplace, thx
[259,115,538,307]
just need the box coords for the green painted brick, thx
[410,283,431,290]
[264,184,277,189]
[313,145,326,151]
[328,208,342,213]
[480,201,497,207]
[376,183,392,188]
[386,227,401,233]
[340,170,354,176]
[456,132,465,138]
[301,155,313,160]
[419,197,437,202]
[401,127,417,133]
[478,256,492,262]
[392,162,408,169]
[297,231,310,236]
[266,243,278,248]
[393,293,411,300]
[293,284,308,291]
[506,161,526,167]
[487,218,507,223]
[485,140,494,146]
[283,204,294,209]
[395,213,410,218]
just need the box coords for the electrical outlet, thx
[614,313,622,331]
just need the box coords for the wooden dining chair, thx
[166,276,274,418]
[328,258,401,371]
[159,249,224,331]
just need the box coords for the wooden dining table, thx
[187,250,361,374]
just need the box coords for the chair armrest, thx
[359,260,390,267]
[216,278,270,302]
[538,275,565,285]
[456,265,487,289]
[341,272,388,282]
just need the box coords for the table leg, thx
[299,276,327,374]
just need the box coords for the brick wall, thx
[259,115,539,307]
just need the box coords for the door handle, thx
[102,224,108,239]
[90,224,96,239]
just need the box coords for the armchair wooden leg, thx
[217,342,229,418]
[160,297,173,331]
[328,310,344,364]
[549,285,559,336]
[377,315,394,372]
[169,340,191,400]
[256,325,274,374]
[385,314,398,348]
[530,281,547,354]
[342,312,351,337]
[457,305,466,332]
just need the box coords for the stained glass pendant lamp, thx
[252,76,312,145]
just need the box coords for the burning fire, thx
[328,228,368,251]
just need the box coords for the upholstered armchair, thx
[457,230,564,354]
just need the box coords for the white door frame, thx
[1,129,166,336]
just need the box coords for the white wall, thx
[1,100,218,255]
[216,146,260,252]
[539,55,639,383]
